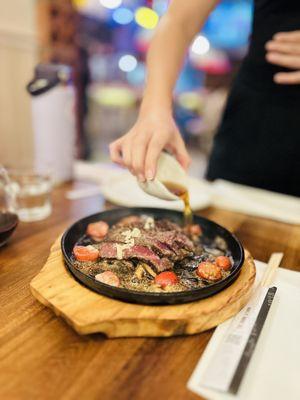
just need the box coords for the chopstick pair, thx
[226,252,284,394]
[260,252,284,287]
[198,252,284,395]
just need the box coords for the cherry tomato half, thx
[95,271,120,287]
[189,224,202,236]
[197,261,222,281]
[87,221,109,241]
[215,256,232,271]
[73,245,99,262]
[155,271,179,288]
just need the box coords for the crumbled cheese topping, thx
[121,228,141,242]
[144,217,155,230]
[116,228,141,259]
[116,242,134,259]
[131,227,141,237]
[121,230,131,240]
[116,244,123,260]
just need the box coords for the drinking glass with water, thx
[8,168,52,222]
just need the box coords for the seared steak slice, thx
[106,225,194,259]
[116,215,143,227]
[155,219,181,232]
[98,242,172,272]
[135,234,189,260]
[173,232,194,251]
[107,228,192,259]
[105,226,136,242]
[149,239,177,258]
[148,231,194,252]
[106,226,165,251]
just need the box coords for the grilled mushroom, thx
[142,263,157,278]
[135,264,145,279]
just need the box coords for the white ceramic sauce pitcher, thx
[138,152,188,201]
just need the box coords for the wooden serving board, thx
[30,237,256,338]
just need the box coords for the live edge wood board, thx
[30,237,256,338]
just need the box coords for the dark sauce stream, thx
[162,181,193,226]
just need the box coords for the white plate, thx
[101,172,211,210]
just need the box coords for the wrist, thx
[140,97,173,117]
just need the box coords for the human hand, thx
[109,110,190,182]
[266,30,300,84]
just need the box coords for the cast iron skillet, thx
[61,207,244,305]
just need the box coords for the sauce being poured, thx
[163,181,193,226]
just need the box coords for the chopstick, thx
[260,252,284,287]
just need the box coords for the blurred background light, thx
[135,7,159,30]
[118,54,138,72]
[92,86,136,107]
[72,0,88,9]
[126,62,146,86]
[134,28,154,53]
[99,0,122,9]
[202,1,252,50]
[112,7,134,24]
[177,92,202,111]
[191,35,210,55]
[190,48,231,74]
[152,0,168,16]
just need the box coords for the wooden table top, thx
[1,183,299,400]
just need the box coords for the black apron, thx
[206,0,300,196]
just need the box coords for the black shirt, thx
[206,0,300,196]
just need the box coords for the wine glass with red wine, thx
[0,166,18,247]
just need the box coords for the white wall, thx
[0,0,38,167]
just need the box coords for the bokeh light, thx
[112,7,134,25]
[99,0,122,10]
[118,55,138,72]
[203,1,252,49]
[191,35,210,55]
[127,62,146,86]
[135,28,155,53]
[190,48,231,75]
[72,0,88,9]
[177,92,202,111]
[135,7,159,30]
[153,0,168,16]
[94,86,136,108]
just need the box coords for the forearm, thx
[141,0,219,114]
[110,1,219,178]
[141,16,190,113]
